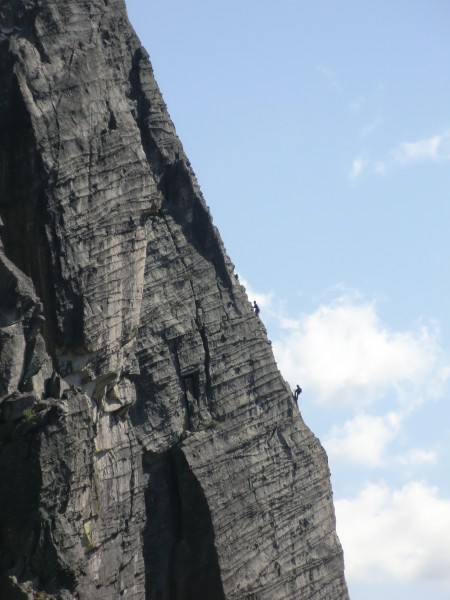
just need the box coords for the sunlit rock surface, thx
[0,1,349,598]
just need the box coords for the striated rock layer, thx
[0,1,349,598]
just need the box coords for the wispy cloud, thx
[316,65,343,95]
[374,160,387,175]
[336,481,450,589]
[360,117,382,138]
[349,128,450,180]
[349,158,365,180]
[349,96,365,112]
[391,130,450,165]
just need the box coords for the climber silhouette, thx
[253,301,260,317]
[294,385,302,401]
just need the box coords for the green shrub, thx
[22,406,37,422]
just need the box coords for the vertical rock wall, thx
[0,1,349,598]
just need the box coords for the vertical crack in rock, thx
[172,342,191,430]
[0,1,349,598]
[197,319,213,412]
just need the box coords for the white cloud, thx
[324,414,439,468]
[272,296,448,406]
[336,482,450,589]
[324,412,402,467]
[391,130,450,165]
[349,158,365,180]
[316,65,343,95]
[397,447,438,467]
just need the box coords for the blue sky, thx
[126,1,450,598]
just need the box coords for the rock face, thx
[0,1,349,599]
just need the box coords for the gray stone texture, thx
[0,1,349,598]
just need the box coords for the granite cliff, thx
[0,1,349,598]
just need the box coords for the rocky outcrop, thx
[0,1,349,598]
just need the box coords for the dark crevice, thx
[0,410,77,596]
[142,448,225,600]
[182,371,200,430]
[127,47,162,175]
[142,450,182,600]
[173,341,190,429]
[108,109,117,130]
[19,335,37,392]
[183,372,200,403]
[198,323,213,412]
[171,448,225,600]
[0,429,43,583]
[0,67,60,365]
[183,377,195,429]
[193,298,213,411]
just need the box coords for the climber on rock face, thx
[253,301,260,317]
[294,385,302,401]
